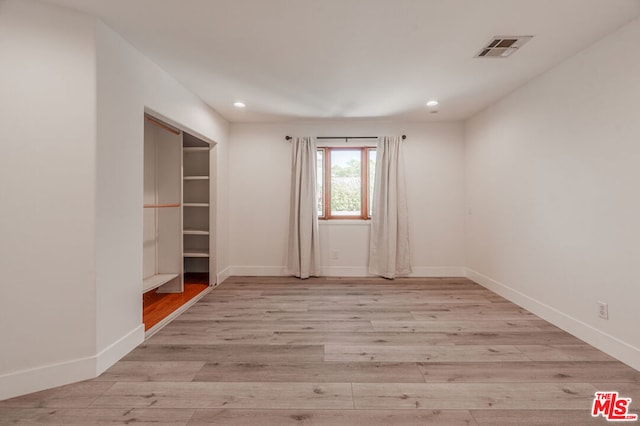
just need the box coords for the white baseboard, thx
[321,266,369,276]
[466,268,640,371]
[96,324,144,375]
[217,266,232,283]
[229,265,466,278]
[410,266,466,277]
[0,355,95,401]
[0,324,144,401]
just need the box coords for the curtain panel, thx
[369,135,412,278]
[285,137,321,279]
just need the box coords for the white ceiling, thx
[42,0,640,122]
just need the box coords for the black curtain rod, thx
[285,135,406,141]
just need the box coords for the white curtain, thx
[369,136,411,279]
[286,137,321,279]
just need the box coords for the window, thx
[316,147,376,219]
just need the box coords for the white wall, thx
[465,17,640,370]
[0,0,230,400]
[228,121,466,276]
[95,20,229,372]
[0,0,98,399]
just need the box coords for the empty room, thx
[1,0,639,424]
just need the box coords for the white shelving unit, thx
[143,117,215,298]
[182,133,212,278]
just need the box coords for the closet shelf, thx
[144,203,180,208]
[183,147,209,153]
[184,229,210,235]
[183,249,209,258]
[183,203,209,207]
[183,176,209,180]
[143,273,180,293]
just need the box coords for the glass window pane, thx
[368,149,376,218]
[317,149,324,217]
[330,149,361,216]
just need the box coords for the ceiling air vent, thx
[475,36,533,58]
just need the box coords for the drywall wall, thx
[465,17,640,369]
[228,121,465,276]
[0,0,98,399]
[95,20,229,372]
[0,0,230,400]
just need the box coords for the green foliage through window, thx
[317,147,375,219]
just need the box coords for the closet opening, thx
[143,114,215,335]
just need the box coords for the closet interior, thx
[143,115,214,334]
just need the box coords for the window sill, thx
[318,219,371,226]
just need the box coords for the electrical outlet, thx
[598,302,609,319]
[331,250,339,260]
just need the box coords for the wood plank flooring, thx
[2,276,639,425]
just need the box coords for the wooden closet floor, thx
[2,276,639,425]
[143,273,209,331]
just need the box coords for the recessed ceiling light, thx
[233,101,246,108]
[426,100,439,107]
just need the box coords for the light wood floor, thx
[2,276,639,425]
